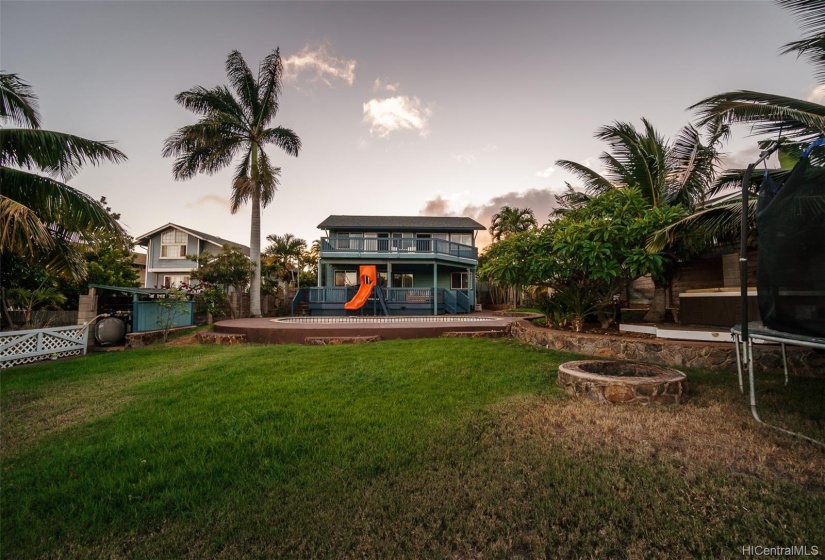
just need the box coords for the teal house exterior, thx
[296,215,485,316]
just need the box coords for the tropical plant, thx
[6,281,67,328]
[659,0,825,251]
[480,189,682,331]
[488,206,538,241]
[263,233,307,307]
[554,119,725,321]
[82,197,140,291]
[155,288,191,343]
[189,244,253,319]
[162,49,301,318]
[0,73,128,280]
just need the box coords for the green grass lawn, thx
[1,338,823,558]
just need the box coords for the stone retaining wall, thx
[510,320,824,377]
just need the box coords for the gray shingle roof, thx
[135,223,250,255]
[317,215,485,231]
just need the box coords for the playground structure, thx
[343,266,389,315]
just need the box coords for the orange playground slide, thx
[344,265,377,310]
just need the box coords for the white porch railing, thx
[0,324,89,369]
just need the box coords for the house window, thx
[334,270,357,286]
[451,272,469,290]
[161,229,188,258]
[162,275,190,289]
[337,232,362,250]
[393,273,414,288]
[450,233,472,247]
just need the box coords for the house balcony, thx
[320,237,478,264]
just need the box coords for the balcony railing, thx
[320,237,477,260]
[302,287,441,304]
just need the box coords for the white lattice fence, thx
[0,325,88,369]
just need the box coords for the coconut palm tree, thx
[489,206,537,241]
[663,0,825,249]
[0,72,128,280]
[163,49,301,317]
[554,119,728,322]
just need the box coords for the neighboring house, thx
[134,223,250,289]
[131,252,147,280]
[299,215,485,315]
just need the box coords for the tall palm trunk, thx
[250,144,262,317]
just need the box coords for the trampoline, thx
[732,140,825,448]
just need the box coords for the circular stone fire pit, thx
[558,360,686,404]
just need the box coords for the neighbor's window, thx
[334,270,358,286]
[161,229,188,258]
[392,273,414,288]
[451,272,469,290]
[162,275,190,288]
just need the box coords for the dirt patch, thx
[165,332,202,347]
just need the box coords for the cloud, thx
[807,84,825,103]
[283,43,356,88]
[419,195,457,217]
[451,152,477,164]
[420,187,563,249]
[535,165,555,178]
[483,144,498,152]
[188,194,230,210]
[373,78,400,92]
[363,95,432,137]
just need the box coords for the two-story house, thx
[296,215,485,315]
[135,223,250,289]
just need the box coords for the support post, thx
[433,262,438,315]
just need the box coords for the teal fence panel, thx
[133,300,194,333]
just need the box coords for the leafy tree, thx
[163,49,302,318]
[481,189,683,331]
[554,119,725,321]
[189,244,253,319]
[82,197,140,290]
[489,206,538,241]
[0,72,127,280]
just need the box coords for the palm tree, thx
[7,281,67,328]
[163,49,302,317]
[554,119,727,322]
[0,73,128,280]
[263,233,307,306]
[668,0,825,248]
[489,206,537,241]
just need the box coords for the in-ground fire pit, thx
[558,360,686,404]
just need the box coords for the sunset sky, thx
[2,1,818,250]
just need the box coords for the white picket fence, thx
[0,324,88,369]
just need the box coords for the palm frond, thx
[647,199,756,253]
[254,148,281,208]
[256,49,283,128]
[552,184,592,216]
[225,50,260,124]
[691,90,825,140]
[174,85,248,125]
[162,120,244,179]
[777,0,825,84]
[0,194,53,255]
[0,73,40,128]
[0,128,126,180]
[260,126,301,157]
[554,159,614,196]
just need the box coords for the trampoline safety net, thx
[756,157,825,337]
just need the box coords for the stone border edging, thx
[509,319,824,377]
